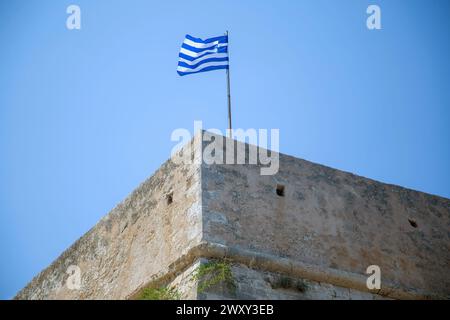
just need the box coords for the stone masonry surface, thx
[15,132,450,299]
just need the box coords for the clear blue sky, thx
[1,0,449,299]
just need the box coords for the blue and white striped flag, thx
[177,34,229,76]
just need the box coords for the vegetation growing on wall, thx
[136,260,235,300]
[271,276,309,293]
[192,260,236,294]
[137,286,181,300]
[136,261,311,300]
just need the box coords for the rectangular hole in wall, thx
[276,184,285,197]
[166,192,173,205]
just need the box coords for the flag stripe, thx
[185,34,227,44]
[183,40,218,51]
[178,49,228,62]
[178,53,229,65]
[182,42,228,53]
[179,51,213,62]
[178,57,228,69]
[179,47,219,59]
[177,64,229,76]
[183,38,227,50]
[177,61,229,73]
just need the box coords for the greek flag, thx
[177,34,229,76]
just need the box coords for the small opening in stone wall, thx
[276,184,285,197]
[408,218,418,228]
[166,192,173,205]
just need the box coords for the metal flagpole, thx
[226,30,232,138]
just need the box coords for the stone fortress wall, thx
[15,132,450,300]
